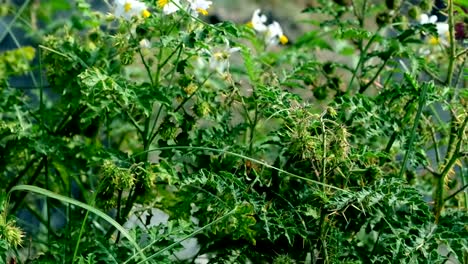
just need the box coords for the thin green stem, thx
[38,48,45,126]
[6,157,38,192]
[0,0,31,42]
[10,158,46,213]
[444,182,468,203]
[248,98,258,155]
[44,156,50,242]
[462,160,468,209]
[445,0,456,86]
[148,105,163,143]
[148,72,214,145]
[111,94,144,136]
[434,116,468,222]
[72,196,95,262]
[9,185,146,261]
[133,146,348,192]
[359,56,390,94]
[115,189,124,243]
[321,116,327,188]
[346,32,379,93]
[425,116,441,165]
[398,79,430,179]
[451,55,467,103]
[135,43,155,88]
[127,207,238,264]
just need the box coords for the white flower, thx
[188,0,212,17]
[265,21,288,46]
[248,10,288,47]
[435,23,449,37]
[249,9,268,32]
[205,42,240,74]
[418,13,449,46]
[209,48,240,73]
[157,0,181,15]
[419,13,438,25]
[114,0,150,20]
[139,38,151,48]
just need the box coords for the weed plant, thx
[0,0,467,263]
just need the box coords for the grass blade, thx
[8,185,147,262]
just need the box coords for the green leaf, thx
[454,0,468,8]
[8,185,147,262]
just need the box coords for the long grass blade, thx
[8,185,147,262]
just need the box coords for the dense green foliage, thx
[1,0,467,263]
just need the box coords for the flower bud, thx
[194,101,211,117]
[385,0,401,10]
[322,62,335,75]
[303,75,315,86]
[329,76,341,90]
[313,86,328,100]
[419,0,433,12]
[184,83,197,95]
[392,14,408,31]
[408,6,420,20]
[376,12,391,27]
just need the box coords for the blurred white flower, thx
[157,0,181,15]
[265,21,288,46]
[188,0,212,17]
[419,13,437,25]
[204,42,240,74]
[249,9,268,33]
[139,38,151,48]
[114,0,150,20]
[209,48,240,73]
[248,9,288,47]
[418,13,449,46]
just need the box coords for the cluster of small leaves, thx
[0,194,23,263]
[326,178,444,263]
[0,46,36,83]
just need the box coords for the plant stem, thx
[398,79,430,179]
[10,158,46,213]
[128,207,238,264]
[434,116,468,222]
[72,186,98,262]
[321,115,327,187]
[444,182,468,202]
[115,189,124,243]
[445,0,456,86]
[359,56,390,94]
[0,0,31,42]
[134,146,349,192]
[248,98,258,155]
[451,55,467,103]
[6,157,38,192]
[346,32,379,93]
